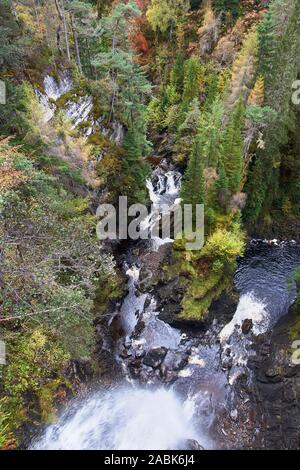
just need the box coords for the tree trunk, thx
[54,0,63,20]
[70,12,82,73]
[59,0,71,61]
[56,24,62,55]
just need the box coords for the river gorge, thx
[31,162,300,451]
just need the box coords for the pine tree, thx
[92,1,151,125]
[215,159,229,210]
[179,56,202,124]
[245,0,300,222]
[247,76,265,106]
[222,97,245,192]
[181,136,205,210]
[122,128,150,204]
[257,3,277,81]
[213,0,241,19]
[178,98,201,134]
[199,97,224,168]
[170,52,185,96]
[174,98,201,163]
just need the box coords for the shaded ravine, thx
[31,162,300,450]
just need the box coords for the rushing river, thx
[31,163,300,450]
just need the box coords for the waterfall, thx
[141,169,182,250]
[218,240,300,377]
[30,162,300,450]
[31,387,201,450]
[219,293,269,344]
[120,266,147,337]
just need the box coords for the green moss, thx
[0,398,15,449]
[37,153,85,185]
[38,379,68,423]
[94,273,125,316]
[1,329,71,445]
[56,90,83,109]
[88,133,110,147]
[169,223,245,321]
[288,313,300,342]
[180,281,226,320]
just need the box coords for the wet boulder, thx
[135,346,146,359]
[242,318,253,335]
[184,439,204,450]
[143,347,168,369]
[163,350,189,371]
[120,348,133,359]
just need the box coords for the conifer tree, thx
[245,0,300,222]
[257,3,277,82]
[170,52,185,96]
[199,97,224,168]
[174,98,201,163]
[247,76,265,106]
[222,97,245,192]
[180,136,205,210]
[213,0,241,19]
[92,0,151,124]
[121,128,150,204]
[215,159,229,210]
[179,56,202,123]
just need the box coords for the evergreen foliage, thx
[245,0,300,222]
[222,96,245,192]
[213,0,241,19]
[180,135,205,209]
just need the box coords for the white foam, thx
[32,387,201,450]
[219,292,269,344]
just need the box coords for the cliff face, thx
[250,308,300,449]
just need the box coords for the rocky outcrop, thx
[142,347,168,368]
[249,309,300,449]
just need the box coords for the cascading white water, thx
[218,293,269,379]
[120,265,147,336]
[219,292,269,345]
[31,164,206,451]
[32,387,201,450]
[131,297,182,352]
[119,170,185,356]
[218,241,300,381]
[141,170,182,250]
